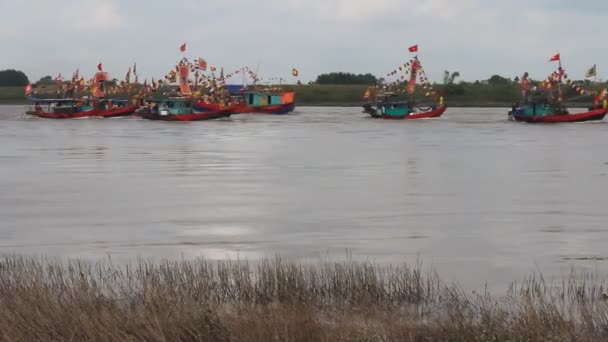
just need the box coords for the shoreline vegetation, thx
[1,83,603,108]
[1,256,607,341]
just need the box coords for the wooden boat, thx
[245,91,295,114]
[509,55,607,123]
[363,92,446,119]
[362,53,445,120]
[92,99,139,118]
[192,88,296,115]
[25,98,100,119]
[508,104,607,123]
[138,98,231,121]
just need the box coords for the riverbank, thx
[1,256,606,341]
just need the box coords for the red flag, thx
[197,59,207,70]
[549,53,560,62]
[408,45,418,53]
[97,62,103,71]
[179,43,187,52]
[178,65,191,95]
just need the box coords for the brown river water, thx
[1,105,607,288]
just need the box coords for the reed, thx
[0,256,607,341]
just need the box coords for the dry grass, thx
[0,256,607,341]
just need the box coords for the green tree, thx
[487,75,511,86]
[443,71,460,85]
[315,72,377,85]
[36,76,54,85]
[0,69,29,86]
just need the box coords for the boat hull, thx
[96,105,139,118]
[138,108,231,121]
[364,105,447,120]
[510,108,607,123]
[25,109,101,119]
[251,103,295,114]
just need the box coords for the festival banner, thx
[178,65,191,95]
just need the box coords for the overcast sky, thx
[1,0,606,84]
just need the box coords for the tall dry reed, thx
[0,256,606,341]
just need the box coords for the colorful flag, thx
[549,53,560,62]
[97,62,103,71]
[408,45,418,53]
[292,68,299,77]
[586,64,597,78]
[178,65,191,95]
[180,43,187,52]
[24,83,32,95]
[93,72,108,98]
[55,73,63,85]
[197,59,207,70]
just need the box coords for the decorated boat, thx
[91,98,139,118]
[509,54,608,123]
[243,91,295,114]
[362,45,446,120]
[25,97,100,119]
[193,86,296,115]
[508,103,607,123]
[137,98,231,121]
[363,93,446,119]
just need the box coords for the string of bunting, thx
[379,58,437,98]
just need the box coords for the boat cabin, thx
[27,97,90,114]
[144,98,193,115]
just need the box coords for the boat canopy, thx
[26,97,79,103]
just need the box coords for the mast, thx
[557,58,563,102]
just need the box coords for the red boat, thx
[138,98,231,121]
[25,98,100,119]
[96,104,140,118]
[364,103,447,120]
[92,99,139,118]
[509,106,607,123]
[509,55,608,123]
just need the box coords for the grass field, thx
[0,256,607,341]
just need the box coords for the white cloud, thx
[2,0,608,83]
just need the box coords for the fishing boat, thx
[193,86,296,115]
[92,98,139,118]
[137,98,231,121]
[363,93,446,119]
[508,102,607,123]
[362,49,446,120]
[509,54,608,123]
[244,91,295,114]
[25,97,100,119]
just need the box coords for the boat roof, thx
[27,97,79,103]
[27,96,130,103]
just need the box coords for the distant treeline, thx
[315,72,377,85]
[0,70,29,87]
[1,68,606,106]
